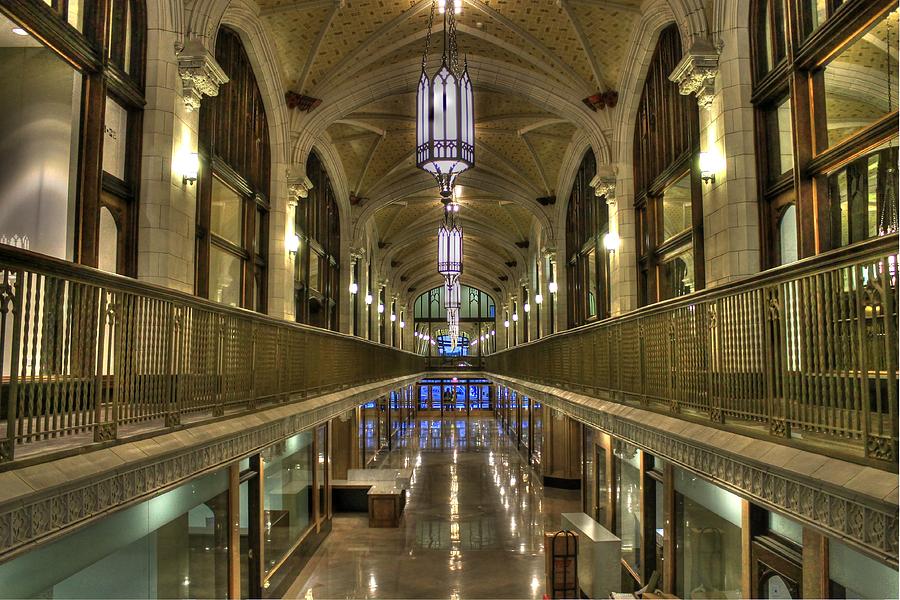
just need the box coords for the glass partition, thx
[262,431,314,575]
[615,441,643,576]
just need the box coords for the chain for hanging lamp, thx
[416,0,474,198]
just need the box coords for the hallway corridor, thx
[285,417,580,599]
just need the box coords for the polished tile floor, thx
[284,416,581,599]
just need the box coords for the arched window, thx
[295,152,341,331]
[0,1,146,273]
[413,285,495,356]
[197,27,270,312]
[633,24,703,306]
[752,0,898,264]
[565,149,610,327]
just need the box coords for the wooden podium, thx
[544,530,579,599]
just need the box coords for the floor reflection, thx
[284,416,580,599]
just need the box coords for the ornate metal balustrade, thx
[487,236,899,464]
[0,246,424,463]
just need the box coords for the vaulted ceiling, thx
[257,0,644,303]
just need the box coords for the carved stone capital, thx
[287,165,314,207]
[541,246,557,262]
[177,38,229,112]
[350,246,366,262]
[668,39,719,110]
[590,174,617,204]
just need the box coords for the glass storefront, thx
[674,469,743,599]
[0,470,231,599]
[829,538,899,599]
[262,431,314,576]
[615,440,642,576]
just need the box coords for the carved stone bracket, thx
[668,39,720,110]
[177,38,229,112]
[287,166,314,207]
[590,174,617,206]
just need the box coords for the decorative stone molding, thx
[349,246,366,263]
[668,39,720,110]
[590,174,617,205]
[176,38,229,112]
[0,375,421,562]
[493,375,899,567]
[287,167,314,207]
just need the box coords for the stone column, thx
[139,36,227,292]
[670,37,760,288]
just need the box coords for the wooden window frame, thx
[0,0,146,274]
[196,26,270,313]
[752,0,898,266]
[632,24,704,306]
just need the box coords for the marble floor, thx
[284,416,581,599]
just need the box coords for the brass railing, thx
[487,236,899,464]
[0,246,424,462]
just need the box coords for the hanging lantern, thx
[417,0,474,198]
[444,277,461,310]
[437,202,463,278]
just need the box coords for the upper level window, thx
[0,2,146,274]
[294,152,341,331]
[197,27,270,312]
[633,24,703,306]
[752,0,897,265]
[566,150,610,326]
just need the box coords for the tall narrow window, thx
[197,27,270,312]
[633,24,703,305]
[295,152,341,331]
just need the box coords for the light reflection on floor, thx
[284,416,581,599]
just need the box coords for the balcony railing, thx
[0,246,424,463]
[487,236,899,464]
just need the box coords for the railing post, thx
[0,272,22,462]
[215,314,226,417]
[165,305,183,428]
[94,291,118,443]
[249,322,258,410]
[707,303,723,423]
[765,285,790,438]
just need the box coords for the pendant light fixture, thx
[417,0,474,198]
[438,198,463,278]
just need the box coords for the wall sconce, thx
[504,320,510,328]
[491,330,496,336]
[548,281,558,294]
[349,282,359,294]
[286,233,300,256]
[365,293,373,305]
[377,303,385,314]
[399,321,406,329]
[390,313,397,322]
[534,293,543,305]
[512,313,519,322]
[603,232,621,253]
[699,151,720,184]
[523,302,531,313]
[180,151,199,186]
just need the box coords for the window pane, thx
[827,143,899,247]
[211,178,244,246]
[263,431,314,577]
[103,96,128,180]
[209,246,242,306]
[98,206,119,274]
[662,174,692,240]
[587,248,598,317]
[822,10,899,149]
[309,251,322,292]
[660,246,695,299]
[0,16,82,261]
[674,469,743,599]
[615,441,642,575]
[808,0,827,32]
[829,538,899,599]
[778,204,799,265]
[766,96,794,179]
